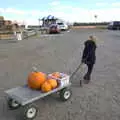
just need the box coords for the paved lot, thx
[0,29,120,120]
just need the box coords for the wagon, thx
[4,73,72,120]
[4,63,84,120]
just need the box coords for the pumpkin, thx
[51,72,61,79]
[41,81,52,92]
[47,79,58,89]
[28,71,46,89]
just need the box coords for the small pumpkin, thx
[28,71,46,90]
[47,79,58,89]
[51,72,61,79]
[41,81,52,92]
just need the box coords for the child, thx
[81,35,97,84]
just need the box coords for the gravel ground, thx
[0,29,120,120]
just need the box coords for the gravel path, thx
[0,29,120,120]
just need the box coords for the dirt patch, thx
[72,26,96,29]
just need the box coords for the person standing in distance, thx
[81,35,97,84]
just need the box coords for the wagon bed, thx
[5,83,71,106]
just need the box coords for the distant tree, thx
[73,22,109,26]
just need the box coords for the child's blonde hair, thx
[89,35,97,43]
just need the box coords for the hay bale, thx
[0,16,4,21]
[0,33,13,40]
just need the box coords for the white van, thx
[57,22,68,31]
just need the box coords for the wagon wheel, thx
[7,98,21,110]
[21,104,38,120]
[59,88,72,101]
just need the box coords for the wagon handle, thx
[70,62,84,79]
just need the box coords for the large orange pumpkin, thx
[41,81,52,92]
[51,72,61,79]
[28,72,46,89]
[47,79,58,89]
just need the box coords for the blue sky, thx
[0,0,120,25]
[1,0,120,10]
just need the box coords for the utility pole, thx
[94,15,97,25]
[38,18,41,27]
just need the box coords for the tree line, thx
[73,22,109,26]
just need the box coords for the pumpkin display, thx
[28,71,46,90]
[41,81,52,92]
[51,72,61,79]
[47,79,58,89]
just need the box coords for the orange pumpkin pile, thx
[27,69,59,92]
[41,81,52,92]
[47,79,58,89]
[28,71,46,89]
[41,79,58,92]
[51,72,61,79]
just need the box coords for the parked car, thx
[49,24,61,34]
[57,22,68,31]
[108,21,120,30]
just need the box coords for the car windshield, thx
[50,25,57,28]
[114,22,120,25]
[57,23,64,25]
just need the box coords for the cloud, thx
[90,8,120,22]
[1,6,120,25]
[52,7,120,23]
[5,8,27,15]
[0,8,4,13]
[0,8,28,15]
[111,2,120,7]
[96,2,108,6]
[95,2,120,7]
[49,1,60,6]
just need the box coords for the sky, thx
[0,0,120,25]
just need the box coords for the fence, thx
[0,30,37,40]
[0,27,50,40]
